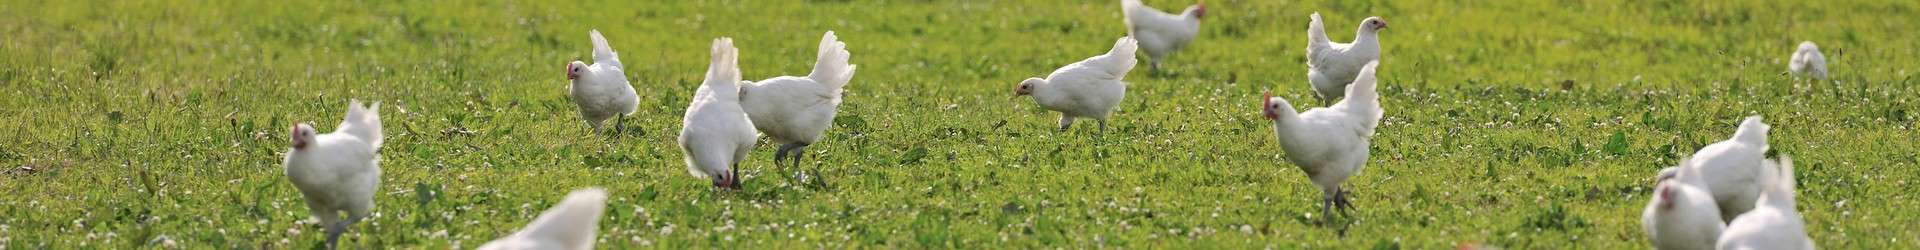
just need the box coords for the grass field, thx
[3,0,1918,248]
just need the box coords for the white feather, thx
[1641,156,1726,250]
[1121,0,1202,70]
[678,38,758,186]
[569,29,640,133]
[741,31,857,146]
[283,99,384,247]
[1022,37,1136,131]
[1686,116,1772,222]
[478,188,609,250]
[1789,41,1827,80]
[1718,156,1815,249]
[1306,12,1385,102]
[1265,61,1382,198]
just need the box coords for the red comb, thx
[1261,91,1272,106]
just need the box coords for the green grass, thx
[3,0,1918,248]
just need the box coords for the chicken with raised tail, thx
[679,38,758,189]
[284,99,383,249]
[740,31,857,175]
[1261,61,1382,225]
[1642,156,1726,250]
[1790,41,1827,80]
[1718,156,1814,249]
[1677,116,1773,222]
[567,29,640,134]
[1121,0,1204,72]
[1306,12,1386,104]
[1016,36,1137,134]
[478,188,610,250]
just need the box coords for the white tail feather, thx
[339,99,382,148]
[1099,37,1140,77]
[589,29,619,67]
[808,31,857,91]
[706,38,740,89]
[509,188,608,249]
[1307,12,1330,51]
[1734,115,1769,146]
[1120,0,1145,31]
[1341,61,1380,106]
[1109,36,1139,58]
[1765,156,1797,207]
[1339,61,1382,130]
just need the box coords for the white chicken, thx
[678,37,758,189]
[1789,41,1827,80]
[567,29,640,134]
[477,187,610,250]
[1687,116,1773,222]
[1016,36,1137,134]
[284,99,383,249]
[1642,156,1726,250]
[739,31,857,168]
[1261,61,1383,224]
[1305,12,1386,104]
[1718,156,1815,249]
[1120,0,1204,72]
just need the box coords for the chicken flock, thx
[274,1,1836,248]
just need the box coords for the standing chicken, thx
[1789,41,1827,80]
[1261,61,1382,225]
[678,38,757,189]
[567,29,640,134]
[1121,0,1204,72]
[1305,12,1386,104]
[1718,156,1815,249]
[1016,37,1137,134]
[478,188,609,250]
[284,100,383,249]
[739,31,857,170]
[1642,156,1726,250]
[1684,116,1773,222]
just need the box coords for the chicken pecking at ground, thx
[678,38,759,190]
